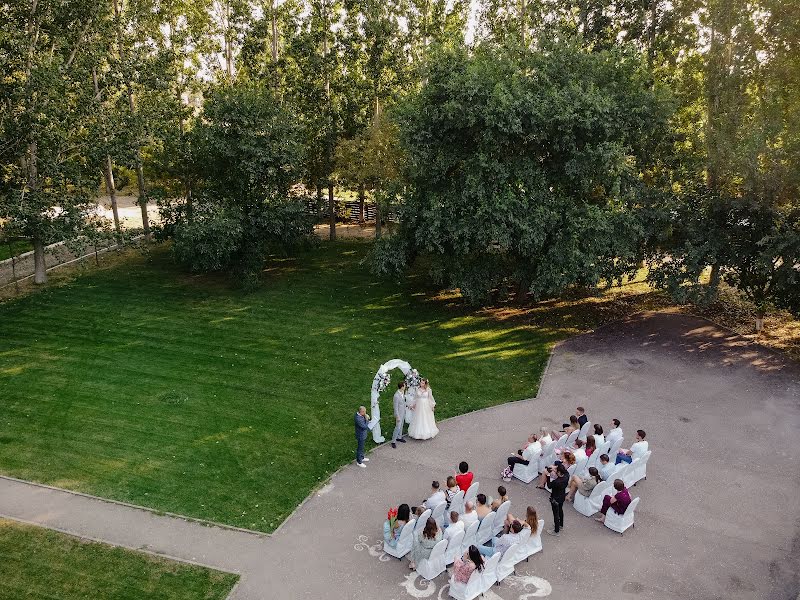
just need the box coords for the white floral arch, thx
[369,359,420,443]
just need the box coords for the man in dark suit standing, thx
[355,405,371,468]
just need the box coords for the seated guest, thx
[593,424,605,446]
[444,476,460,509]
[538,426,553,446]
[453,546,484,584]
[495,520,524,555]
[459,501,479,527]
[595,479,632,523]
[444,511,464,541]
[537,451,575,489]
[475,494,492,520]
[383,503,411,548]
[585,435,597,457]
[505,504,537,533]
[616,430,648,464]
[572,439,587,461]
[411,506,425,518]
[607,419,623,442]
[409,517,442,570]
[566,466,601,502]
[423,480,446,509]
[506,433,542,478]
[598,454,614,480]
[455,461,474,492]
[491,486,509,510]
[477,519,524,558]
[554,415,579,440]
[563,406,588,429]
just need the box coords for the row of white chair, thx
[447,519,545,600]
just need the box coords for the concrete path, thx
[1,311,798,600]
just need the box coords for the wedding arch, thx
[369,359,421,443]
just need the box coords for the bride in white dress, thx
[408,379,439,440]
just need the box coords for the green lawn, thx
[0,240,558,531]
[0,519,237,600]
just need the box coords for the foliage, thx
[172,83,311,280]
[378,41,670,303]
[0,0,111,280]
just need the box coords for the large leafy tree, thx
[0,0,110,283]
[375,41,670,303]
[171,84,310,284]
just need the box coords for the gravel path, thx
[1,311,797,600]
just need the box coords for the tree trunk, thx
[271,0,278,63]
[519,0,527,46]
[375,199,382,239]
[103,155,121,238]
[708,263,721,297]
[755,309,765,332]
[128,88,150,240]
[33,235,47,284]
[358,183,365,223]
[647,0,658,69]
[328,183,336,241]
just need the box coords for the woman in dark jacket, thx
[546,464,569,536]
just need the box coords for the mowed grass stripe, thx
[0,519,237,600]
[0,241,557,531]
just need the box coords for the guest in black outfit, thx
[545,464,569,537]
[563,407,588,430]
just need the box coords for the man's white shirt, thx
[424,490,446,509]
[459,511,479,527]
[608,427,623,442]
[444,520,464,541]
[630,440,649,459]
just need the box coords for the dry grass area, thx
[473,274,800,363]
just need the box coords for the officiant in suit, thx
[354,406,370,468]
[391,381,408,449]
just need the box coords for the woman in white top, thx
[592,424,605,446]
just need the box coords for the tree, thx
[375,42,670,303]
[172,84,311,284]
[0,0,109,284]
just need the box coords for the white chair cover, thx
[464,482,479,507]
[538,441,557,472]
[593,433,605,447]
[578,420,592,441]
[607,437,624,462]
[448,562,483,600]
[627,450,651,486]
[475,512,496,546]
[584,450,600,475]
[496,539,527,583]
[461,521,479,554]
[449,490,465,516]
[574,480,612,517]
[383,518,416,558]
[597,440,611,456]
[479,552,502,592]
[553,434,567,452]
[604,497,640,534]
[431,501,447,528]
[572,456,588,479]
[444,529,465,565]
[492,501,511,537]
[523,519,544,558]
[416,538,448,581]
[414,509,432,536]
[564,429,579,449]
[512,457,539,483]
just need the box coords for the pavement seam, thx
[0,474,269,538]
[0,512,242,576]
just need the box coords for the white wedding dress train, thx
[408,387,439,440]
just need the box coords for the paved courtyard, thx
[1,311,798,599]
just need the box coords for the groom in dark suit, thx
[354,406,370,468]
